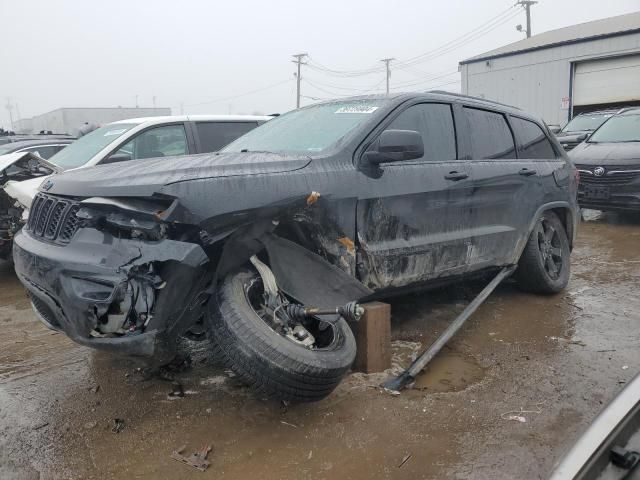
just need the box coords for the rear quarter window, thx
[196,122,258,153]
[464,107,516,159]
[511,117,556,159]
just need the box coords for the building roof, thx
[460,11,640,65]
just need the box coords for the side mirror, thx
[364,129,424,165]
[548,125,562,134]
[102,153,132,164]
[576,133,588,142]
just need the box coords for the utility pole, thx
[5,98,14,131]
[517,0,537,38]
[292,53,308,109]
[381,58,394,95]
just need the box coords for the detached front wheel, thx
[516,211,570,294]
[207,269,356,402]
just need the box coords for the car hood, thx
[44,151,311,198]
[555,130,591,144]
[0,151,59,178]
[556,130,591,138]
[568,142,640,165]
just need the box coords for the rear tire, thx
[516,211,570,294]
[207,269,356,402]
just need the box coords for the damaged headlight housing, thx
[76,197,175,241]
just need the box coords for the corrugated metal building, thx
[14,107,171,134]
[459,12,640,125]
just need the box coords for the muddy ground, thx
[0,210,638,479]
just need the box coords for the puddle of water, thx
[413,353,485,392]
[386,341,485,393]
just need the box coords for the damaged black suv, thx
[13,92,578,402]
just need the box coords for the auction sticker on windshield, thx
[104,128,128,136]
[335,106,379,114]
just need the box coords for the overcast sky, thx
[1,0,638,129]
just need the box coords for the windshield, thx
[589,113,640,143]
[221,99,386,154]
[562,113,612,133]
[47,123,137,169]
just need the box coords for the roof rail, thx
[617,106,640,114]
[427,90,522,110]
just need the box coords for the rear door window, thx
[511,117,556,159]
[384,103,457,161]
[196,122,258,153]
[464,107,516,159]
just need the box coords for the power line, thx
[303,79,368,98]
[305,5,519,81]
[397,79,462,94]
[301,77,388,92]
[306,57,384,77]
[181,79,293,109]
[394,10,522,69]
[303,78,385,98]
[392,70,460,89]
[393,6,519,68]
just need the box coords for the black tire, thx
[516,211,570,294]
[207,269,357,402]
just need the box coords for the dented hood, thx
[44,151,311,198]
[0,151,59,178]
[2,152,58,211]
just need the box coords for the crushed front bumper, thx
[13,227,209,360]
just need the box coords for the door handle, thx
[519,168,537,176]
[444,171,469,181]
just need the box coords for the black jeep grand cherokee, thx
[13,92,578,401]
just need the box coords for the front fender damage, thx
[56,191,371,361]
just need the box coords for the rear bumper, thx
[13,227,209,360]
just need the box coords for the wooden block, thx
[348,301,391,373]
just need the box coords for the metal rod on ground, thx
[381,265,516,392]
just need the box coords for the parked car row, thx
[8,92,579,402]
[554,109,617,151]
[0,115,271,261]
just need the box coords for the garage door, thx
[573,54,640,107]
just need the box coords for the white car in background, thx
[0,114,271,260]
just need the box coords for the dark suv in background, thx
[13,92,578,402]
[570,107,640,212]
[556,109,617,151]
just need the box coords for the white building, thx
[459,12,640,126]
[14,107,171,134]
